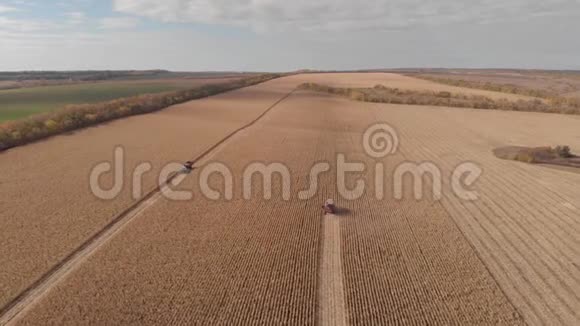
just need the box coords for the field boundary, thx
[0,74,286,152]
[0,88,297,325]
[405,74,556,98]
[298,82,580,116]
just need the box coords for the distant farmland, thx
[0,78,241,121]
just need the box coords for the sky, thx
[1,0,579,72]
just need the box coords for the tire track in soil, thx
[318,213,347,326]
[0,89,297,326]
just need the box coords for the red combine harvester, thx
[322,199,336,215]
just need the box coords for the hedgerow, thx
[408,75,557,98]
[0,74,283,151]
[298,83,580,115]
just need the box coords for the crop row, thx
[383,102,580,325]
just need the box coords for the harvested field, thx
[5,83,522,325]
[319,213,347,326]
[494,146,580,168]
[302,73,536,101]
[299,82,578,115]
[367,102,580,325]
[0,76,299,311]
[564,90,580,98]
[1,73,579,325]
[0,74,349,317]
[405,70,580,96]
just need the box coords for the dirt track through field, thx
[0,89,296,326]
[318,213,347,326]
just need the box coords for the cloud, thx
[0,4,19,14]
[0,16,59,32]
[64,11,87,25]
[112,0,580,32]
[99,17,140,30]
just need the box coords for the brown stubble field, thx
[408,69,580,97]
[6,81,524,325]
[0,76,299,310]
[1,73,579,325]
[368,103,580,325]
[303,73,537,101]
[0,73,381,313]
